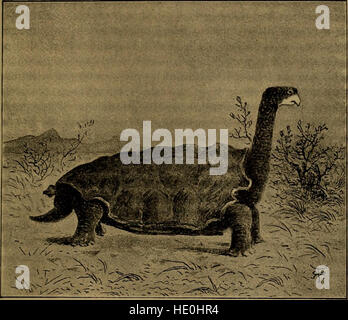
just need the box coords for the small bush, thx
[15,141,55,186]
[13,120,95,185]
[272,120,345,200]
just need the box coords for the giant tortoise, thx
[30,87,301,256]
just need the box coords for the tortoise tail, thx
[90,198,133,230]
[30,207,71,222]
[91,197,110,220]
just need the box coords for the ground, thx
[1,153,346,298]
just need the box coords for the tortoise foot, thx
[67,234,96,247]
[252,234,264,245]
[224,247,254,257]
[223,248,241,257]
[96,224,106,236]
[47,234,96,246]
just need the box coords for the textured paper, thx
[1,1,346,298]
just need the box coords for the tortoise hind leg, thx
[65,199,104,246]
[96,222,106,236]
[223,203,252,257]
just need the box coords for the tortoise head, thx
[262,87,301,110]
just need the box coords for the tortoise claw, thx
[252,235,264,245]
[54,234,96,247]
[223,248,242,257]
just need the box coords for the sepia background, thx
[1,1,346,298]
[3,1,346,143]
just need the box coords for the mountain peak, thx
[39,128,61,139]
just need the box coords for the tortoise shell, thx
[56,144,249,234]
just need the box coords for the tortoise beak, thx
[279,94,301,107]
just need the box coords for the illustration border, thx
[0,0,347,300]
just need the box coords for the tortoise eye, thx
[287,89,294,95]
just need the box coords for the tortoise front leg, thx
[250,205,264,244]
[223,203,253,257]
[66,199,104,246]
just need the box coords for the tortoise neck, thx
[244,98,278,199]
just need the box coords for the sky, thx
[3,1,346,145]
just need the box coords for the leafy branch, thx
[60,120,95,169]
[229,96,252,144]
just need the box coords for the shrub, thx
[272,120,345,200]
[14,120,95,185]
[15,141,55,186]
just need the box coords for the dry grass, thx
[1,152,346,298]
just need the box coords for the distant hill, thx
[3,129,121,155]
[79,135,121,154]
